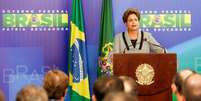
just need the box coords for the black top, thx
[122,31,144,51]
[131,39,137,48]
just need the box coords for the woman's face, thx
[125,14,139,31]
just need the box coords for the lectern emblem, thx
[136,63,155,85]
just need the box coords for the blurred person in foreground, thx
[16,85,48,101]
[183,73,201,101]
[119,75,138,96]
[0,89,5,101]
[92,76,124,101]
[103,92,138,101]
[43,69,69,101]
[171,69,195,101]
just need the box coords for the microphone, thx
[143,38,166,53]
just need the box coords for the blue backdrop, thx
[0,0,68,100]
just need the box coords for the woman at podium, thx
[113,8,165,54]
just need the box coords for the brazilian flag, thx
[67,0,90,101]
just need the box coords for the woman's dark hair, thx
[122,8,141,23]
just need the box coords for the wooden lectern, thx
[113,53,177,101]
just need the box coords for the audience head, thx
[172,69,195,94]
[119,76,137,96]
[183,73,201,101]
[103,92,138,101]
[0,89,5,101]
[171,69,195,101]
[92,76,124,101]
[43,69,69,100]
[16,85,48,101]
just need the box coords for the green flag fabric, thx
[68,0,90,101]
[98,0,114,76]
[172,93,178,101]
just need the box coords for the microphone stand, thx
[144,38,166,53]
